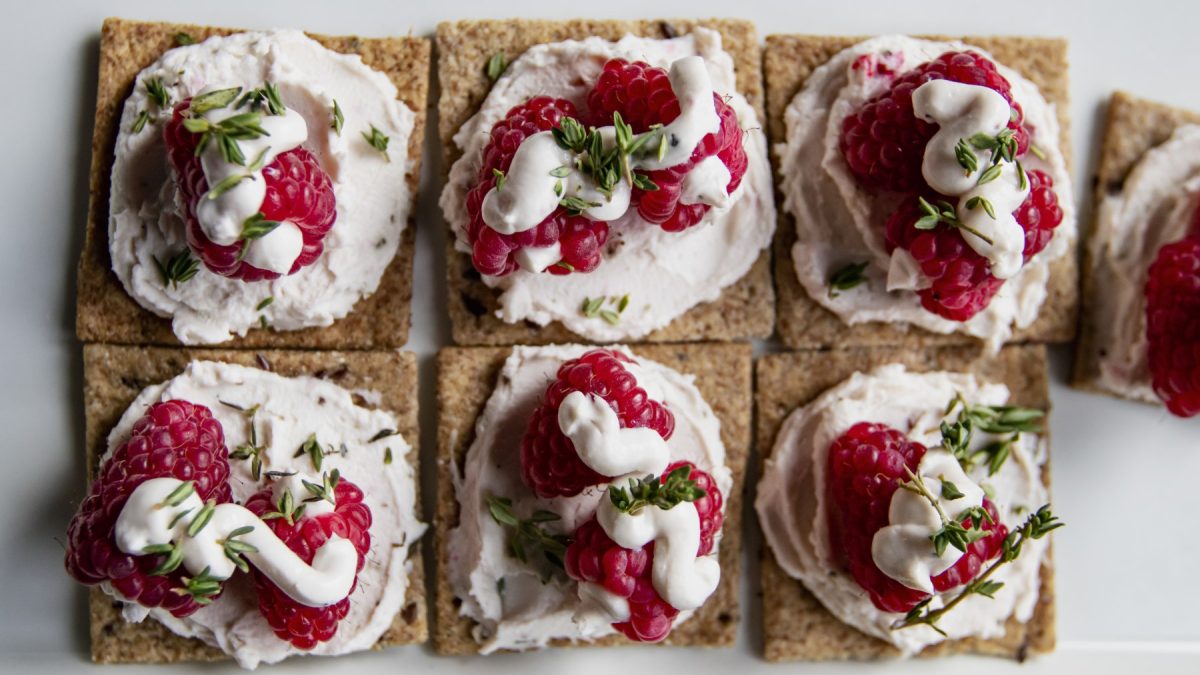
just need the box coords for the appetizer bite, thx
[77,19,429,348]
[1075,91,1200,417]
[68,346,425,667]
[435,344,750,653]
[766,35,1077,350]
[438,20,775,345]
[755,346,1059,660]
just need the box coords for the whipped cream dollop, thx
[115,476,358,606]
[100,361,424,669]
[779,36,1075,350]
[446,345,731,653]
[755,364,1048,655]
[1089,124,1200,402]
[109,30,415,344]
[440,29,774,341]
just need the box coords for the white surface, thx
[0,0,1197,672]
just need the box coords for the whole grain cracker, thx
[1072,91,1200,398]
[436,19,773,345]
[764,35,1077,349]
[432,343,751,654]
[76,18,430,349]
[81,344,426,663]
[755,344,1056,661]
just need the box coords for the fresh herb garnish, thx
[913,196,995,246]
[239,212,282,242]
[383,447,393,465]
[828,261,869,299]
[145,542,184,576]
[330,99,344,136]
[173,566,222,605]
[186,499,216,537]
[255,296,274,311]
[939,393,1044,475]
[976,163,1003,186]
[899,468,993,557]
[132,110,151,133]
[301,469,341,505]
[146,78,171,110]
[609,464,706,515]
[237,82,285,115]
[159,481,196,508]
[965,195,997,220]
[220,526,257,573]
[486,496,568,576]
[492,168,506,191]
[579,295,629,322]
[892,506,1063,634]
[954,138,978,175]
[294,433,327,471]
[153,249,200,288]
[262,488,306,525]
[184,100,268,166]
[368,428,399,443]
[173,32,197,46]
[485,52,507,81]
[189,87,241,115]
[362,124,390,160]
[227,403,265,480]
[969,128,1018,167]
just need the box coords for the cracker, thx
[1072,91,1200,396]
[76,18,430,349]
[436,19,773,345]
[764,35,1077,349]
[432,343,751,654]
[755,344,1056,661]
[81,344,426,663]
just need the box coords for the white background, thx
[2,0,1197,672]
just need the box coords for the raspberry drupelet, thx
[464,97,609,277]
[825,422,1006,613]
[244,475,372,649]
[564,462,723,642]
[521,349,675,499]
[1145,235,1200,417]
[164,99,337,281]
[64,400,233,617]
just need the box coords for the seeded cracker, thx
[764,35,1077,349]
[76,18,429,349]
[433,343,751,653]
[437,19,773,345]
[755,345,1055,661]
[82,345,426,663]
[1072,91,1200,397]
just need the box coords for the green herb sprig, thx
[486,496,568,579]
[913,196,995,246]
[609,464,706,515]
[939,393,1044,476]
[362,124,390,160]
[580,294,630,325]
[153,249,200,288]
[828,261,869,299]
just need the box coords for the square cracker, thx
[81,344,427,663]
[764,35,1077,350]
[755,344,1056,661]
[76,18,430,349]
[432,343,752,654]
[436,19,773,346]
[1072,91,1200,397]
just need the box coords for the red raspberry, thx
[586,59,748,232]
[1015,169,1065,260]
[465,97,609,276]
[826,422,1006,613]
[520,349,675,499]
[244,475,372,649]
[64,401,232,617]
[164,99,337,282]
[840,51,1031,193]
[1145,236,1200,417]
[563,462,723,642]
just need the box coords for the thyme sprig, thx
[224,402,265,480]
[237,82,285,115]
[609,464,706,515]
[153,249,200,288]
[940,393,1043,476]
[892,505,1063,634]
[220,526,257,573]
[550,115,660,206]
[362,124,390,160]
[174,32,196,46]
[899,468,992,557]
[173,566,222,605]
[301,469,341,505]
[146,78,171,110]
[914,196,995,246]
[486,496,569,577]
[485,52,507,81]
[580,294,629,324]
[184,111,268,166]
[828,261,869,298]
[331,99,344,136]
[293,433,333,471]
[262,488,306,525]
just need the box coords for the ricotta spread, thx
[98,361,424,669]
[779,36,1075,349]
[446,345,731,653]
[109,30,415,345]
[1089,124,1200,402]
[440,30,775,341]
[755,364,1048,655]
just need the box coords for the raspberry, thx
[464,97,609,276]
[586,59,748,232]
[244,476,372,649]
[563,462,724,643]
[1015,169,1065,260]
[826,422,1005,613]
[1145,236,1200,417]
[520,349,675,499]
[840,51,1031,193]
[64,400,232,617]
[164,99,337,281]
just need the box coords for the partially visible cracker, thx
[1072,91,1200,396]
[755,344,1056,661]
[765,34,1077,349]
[432,343,751,654]
[81,344,426,663]
[436,19,773,345]
[76,18,430,349]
